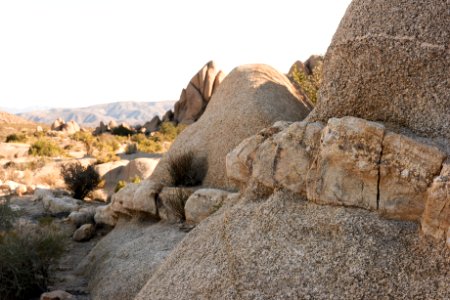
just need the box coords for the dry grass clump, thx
[166,150,200,187]
[166,188,190,221]
[61,162,100,199]
[0,223,65,300]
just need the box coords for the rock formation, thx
[308,0,450,139]
[135,190,449,300]
[150,64,313,189]
[142,116,161,133]
[78,221,186,300]
[288,55,323,77]
[173,61,226,124]
[50,118,80,135]
[227,117,449,245]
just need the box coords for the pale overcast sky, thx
[0,0,351,110]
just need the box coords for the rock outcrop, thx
[50,118,80,134]
[308,0,450,138]
[173,61,225,124]
[135,191,449,300]
[227,116,449,246]
[79,221,186,300]
[151,64,313,189]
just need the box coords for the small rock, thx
[68,207,96,227]
[94,205,118,226]
[73,223,95,242]
[43,196,80,214]
[40,290,75,300]
[185,189,229,224]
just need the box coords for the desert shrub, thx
[28,139,64,157]
[5,133,27,143]
[165,188,190,221]
[114,180,126,193]
[92,135,121,163]
[125,143,138,154]
[61,162,100,199]
[71,131,94,155]
[158,122,187,142]
[292,63,323,104]
[0,200,17,232]
[138,138,162,153]
[166,150,200,186]
[111,126,134,136]
[0,226,65,300]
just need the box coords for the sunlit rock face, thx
[309,0,450,139]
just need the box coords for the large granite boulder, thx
[308,0,450,139]
[135,191,449,300]
[151,64,313,189]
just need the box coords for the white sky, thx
[0,0,351,109]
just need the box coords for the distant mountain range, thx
[17,101,175,126]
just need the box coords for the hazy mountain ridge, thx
[17,101,175,126]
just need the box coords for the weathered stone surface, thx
[185,188,229,224]
[174,61,225,124]
[379,132,446,220]
[80,221,186,300]
[143,116,161,133]
[151,64,313,189]
[308,117,384,210]
[309,0,450,139]
[304,55,323,75]
[68,207,96,227]
[94,158,159,199]
[228,116,448,227]
[162,110,174,122]
[94,205,117,226]
[131,180,162,216]
[136,191,450,300]
[42,196,80,214]
[421,162,450,247]
[73,223,95,242]
[226,122,290,186]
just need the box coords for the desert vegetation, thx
[29,138,65,157]
[291,63,323,104]
[166,150,200,187]
[0,201,65,300]
[61,162,101,200]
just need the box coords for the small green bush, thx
[0,226,65,300]
[166,188,190,221]
[130,175,141,184]
[158,122,187,142]
[292,63,323,104]
[114,180,126,193]
[166,150,199,186]
[5,133,27,143]
[28,139,64,157]
[61,162,100,199]
[138,138,162,153]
